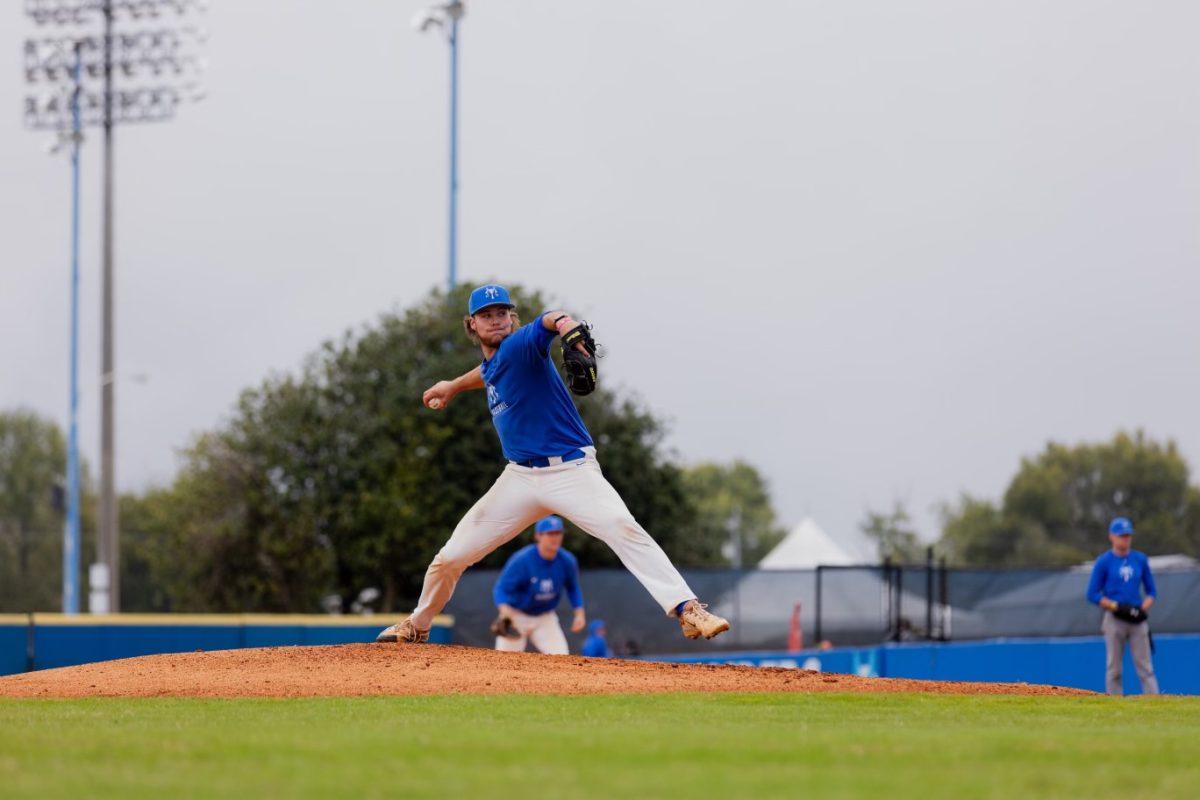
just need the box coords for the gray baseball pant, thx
[1102,612,1159,696]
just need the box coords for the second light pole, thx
[413,1,465,292]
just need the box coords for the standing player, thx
[1086,517,1159,695]
[377,284,729,644]
[490,515,584,655]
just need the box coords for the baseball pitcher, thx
[490,515,584,655]
[377,284,729,645]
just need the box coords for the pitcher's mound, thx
[0,644,1092,698]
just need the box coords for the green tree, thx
[0,410,66,611]
[135,284,703,612]
[938,431,1200,566]
[859,502,925,563]
[680,461,787,567]
[119,487,196,612]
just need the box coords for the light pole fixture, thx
[22,0,206,614]
[412,0,465,292]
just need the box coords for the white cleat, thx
[678,600,730,640]
[375,618,430,644]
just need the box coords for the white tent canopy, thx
[758,517,857,570]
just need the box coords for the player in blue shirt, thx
[581,619,612,658]
[1086,517,1159,695]
[377,284,729,645]
[491,515,586,655]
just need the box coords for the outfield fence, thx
[0,614,454,676]
[5,553,1197,660]
[649,633,1200,695]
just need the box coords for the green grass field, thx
[2,693,1198,799]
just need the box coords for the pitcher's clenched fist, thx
[422,379,462,410]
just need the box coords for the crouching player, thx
[490,515,585,654]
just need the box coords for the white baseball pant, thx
[494,609,569,655]
[409,448,696,631]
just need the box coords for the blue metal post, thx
[447,15,459,291]
[64,44,83,615]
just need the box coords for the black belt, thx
[510,449,587,469]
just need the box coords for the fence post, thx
[25,612,35,673]
[882,557,893,641]
[925,546,934,641]
[938,556,949,641]
[814,565,823,645]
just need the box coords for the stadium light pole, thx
[66,43,83,615]
[23,0,207,613]
[22,37,86,614]
[412,1,465,292]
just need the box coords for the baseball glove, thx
[1112,603,1148,624]
[560,323,598,396]
[490,614,520,639]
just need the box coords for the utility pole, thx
[99,0,117,613]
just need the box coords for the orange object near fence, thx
[787,603,803,653]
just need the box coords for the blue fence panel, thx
[649,648,881,677]
[33,624,244,670]
[1142,635,1198,697]
[0,622,28,675]
[878,638,1103,691]
[0,615,455,676]
[242,625,305,649]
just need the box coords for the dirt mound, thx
[0,644,1092,698]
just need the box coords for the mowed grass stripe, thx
[2,694,1198,800]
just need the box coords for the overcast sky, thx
[3,1,1198,554]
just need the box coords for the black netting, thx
[444,564,1200,654]
[944,567,1200,639]
[445,569,814,655]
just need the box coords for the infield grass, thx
[2,693,1198,799]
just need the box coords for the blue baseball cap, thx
[534,515,564,534]
[468,284,514,315]
[1109,517,1134,536]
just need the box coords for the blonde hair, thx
[463,309,520,345]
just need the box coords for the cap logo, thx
[485,286,499,299]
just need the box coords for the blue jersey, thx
[480,318,593,462]
[1086,550,1157,608]
[493,544,584,616]
[581,620,611,658]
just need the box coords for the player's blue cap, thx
[535,515,564,534]
[468,284,514,315]
[1109,517,1134,536]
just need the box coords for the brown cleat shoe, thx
[375,618,430,644]
[678,600,730,640]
